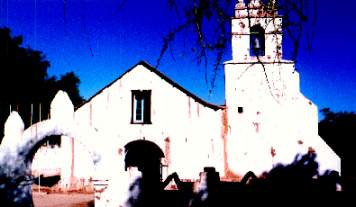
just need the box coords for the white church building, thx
[29,0,340,203]
[67,0,339,181]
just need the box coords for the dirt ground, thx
[33,192,94,207]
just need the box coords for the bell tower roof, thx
[249,0,262,8]
[236,0,246,8]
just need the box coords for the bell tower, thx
[223,0,340,178]
[224,0,304,176]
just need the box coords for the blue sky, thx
[1,0,355,119]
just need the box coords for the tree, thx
[0,27,84,141]
[158,0,316,91]
[319,108,356,191]
[47,72,84,107]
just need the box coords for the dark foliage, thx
[245,152,340,192]
[319,108,356,191]
[124,152,340,207]
[0,27,84,141]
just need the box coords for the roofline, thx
[76,61,225,111]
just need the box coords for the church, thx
[65,0,340,181]
[0,1,341,206]
[49,0,340,201]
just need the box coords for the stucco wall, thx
[73,64,225,181]
[224,61,340,176]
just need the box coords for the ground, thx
[32,188,94,207]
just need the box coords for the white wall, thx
[74,64,225,182]
[224,60,340,176]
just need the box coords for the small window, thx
[46,135,61,147]
[238,107,243,113]
[250,24,265,56]
[131,90,151,124]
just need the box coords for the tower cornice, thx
[235,0,278,18]
[224,60,294,65]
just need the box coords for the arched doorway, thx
[124,140,165,190]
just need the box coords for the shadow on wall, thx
[124,152,342,207]
[0,146,343,207]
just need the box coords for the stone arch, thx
[23,121,100,167]
[0,91,103,207]
[0,116,103,207]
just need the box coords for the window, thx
[131,90,151,124]
[46,135,61,147]
[250,24,265,56]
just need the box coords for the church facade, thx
[58,0,340,193]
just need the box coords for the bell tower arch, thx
[232,0,283,62]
